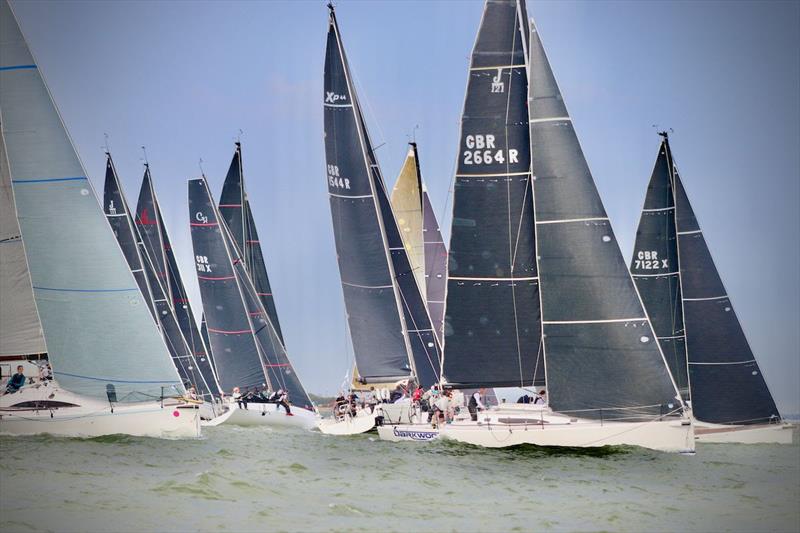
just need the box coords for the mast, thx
[324,5,441,387]
[0,0,182,401]
[528,17,681,420]
[668,136,781,425]
[442,0,542,389]
[629,134,689,399]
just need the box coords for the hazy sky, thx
[12,0,799,412]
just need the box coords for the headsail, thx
[218,142,285,344]
[442,0,543,389]
[528,19,680,419]
[0,0,182,400]
[390,145,426,297]
[103,154,218,402]
[0,112,46,357]
[630,138,689,398]
[642,135,780,425]
[421,182,447,344]
[323,6,441,388]
[190,178,314,409]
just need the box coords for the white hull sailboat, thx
[693,420,794,445]
[318,409,378,436]
[0,0,198,439]
[0,379,199,439]
[223,400,318,430]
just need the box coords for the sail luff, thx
[528,17,681,419]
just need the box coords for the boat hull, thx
[0,382,200,439]
[318,412,377,435]
[224,402,318,430]
[439,408,695,453]
[377,423,439,442]
[694,421,794,444]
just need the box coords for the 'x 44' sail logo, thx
[325,92,347,104]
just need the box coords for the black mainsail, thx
[103,154,217,401]
[442,0,543,389]
[633,134,780,425]
[528,19,680,419]
[134,169,221,399]
[218,142,284,344]
[189,178,313,409]
[323,6,442,388]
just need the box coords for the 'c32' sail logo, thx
[195,211,209,224]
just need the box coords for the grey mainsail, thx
[442,0,543,389]
[189,177,313,409]
[529,19,680,419]
[0,0,183,400]
[103,153,218,402]
[0,108,47,357]
[324,6,441,388]
[218,142,284,344]
[134,169,221,399]
[421,183,447,345]
[633,134,780,425]
[630,137,688,399]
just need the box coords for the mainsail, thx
[218,142,284,344]
[633,134,781,425]
[134,169,221,399]
[0,0,183,400]
[189,178,313,409]
[103,154,218,401]
[0,111,46,357]
[324,6,441,388]
[442,0,543,389]
[528,18,680,419]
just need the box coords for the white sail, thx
[0,0,183,401]
[390,146,427,297]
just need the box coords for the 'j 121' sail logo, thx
[491,68,505,93]
[195,211,209,224]
[325,92,347,104]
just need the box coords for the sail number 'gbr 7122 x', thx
[634,250,669,270]
[462,134,518,166]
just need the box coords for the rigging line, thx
[392,272,440,383]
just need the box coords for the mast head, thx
[327,2,335,13]
[657,130,669,139]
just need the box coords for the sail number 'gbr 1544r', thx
[462,134,519,165]
[327,164,351,190]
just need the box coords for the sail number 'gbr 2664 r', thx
[462,134,519,165]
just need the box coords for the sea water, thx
[1,426,798,532]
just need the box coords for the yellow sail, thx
[390,144,426,297]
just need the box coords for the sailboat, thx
[319,5,444,435]
[0,0,199,438]
[133,166,221,407]
[631,132,792,444]
[189,176,317,429]
[103,154,222,420]
[436,0,693,453]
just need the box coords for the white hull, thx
[694,420,795,444]
[318,411,377,435]
[200,406,234,427]
[224,401,318,430]
[377,423,439,442]
[0,381,200,439]
[380,401,417,424]
[439,405,695,453]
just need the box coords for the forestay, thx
[443,0,543,389]
[323,7,441,388]
[529,19,679,420]
[0,0,183,400]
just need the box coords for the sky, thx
[11,0,799,412]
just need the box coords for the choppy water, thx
[1,426,798,532]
